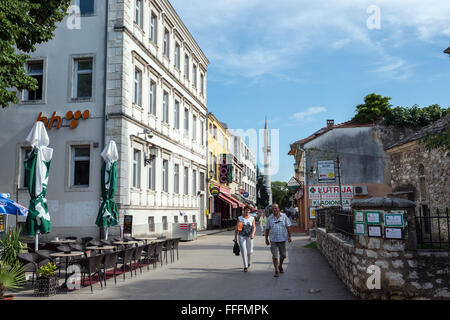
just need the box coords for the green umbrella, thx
[24,122,53,250]
[96,140,119,240]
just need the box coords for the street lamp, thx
[144,145,158,166]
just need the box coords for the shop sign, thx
[308,185,353,199]
[36,110,90,130]
[318,160,336,183]
[312,199,351,207]
[219,154,232,184]
[210,187,220,196]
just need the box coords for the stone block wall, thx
[317,228,450,299]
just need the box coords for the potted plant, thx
[0,227,27,266]
[0,261,26,300]
[34,262,58,297]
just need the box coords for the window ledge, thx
[70,97,94,103]
[19,100,46,105]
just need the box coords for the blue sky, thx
[171,0,450,182]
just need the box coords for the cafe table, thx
[50,239,77,244]
[85,245,115,252]
[113,240,140,246]
[50,251,85,288]
[134,237,157,243]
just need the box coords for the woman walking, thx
[259,212,267,234]
[233,205,256,272]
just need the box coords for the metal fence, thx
[415,207,450,249]
[316,207,354,240]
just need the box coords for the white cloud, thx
[171,0,450,81]
[292,107,327,122]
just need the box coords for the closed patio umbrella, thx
[24,121,53,251]
[96,140,119,240]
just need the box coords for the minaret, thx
[263,117,273,205]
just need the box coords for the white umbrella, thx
[96,141,119,240]
[24,121,53,251]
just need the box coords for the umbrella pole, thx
[34,233,39,252]
[105,227,108,240]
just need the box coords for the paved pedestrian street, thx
[14,230,355,300]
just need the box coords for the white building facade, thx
[231,135,257,206]
[0,0,209,239]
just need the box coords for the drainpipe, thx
[100,0,109,240]
[102,0,109,151]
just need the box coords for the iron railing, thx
[415,207,450,250]
[334,209,354,240]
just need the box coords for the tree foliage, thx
[353,93,450,157]
[354,93,392,123]
[422,127,450,157]
[0,0,70,108]
[256,166,269,209]
[271,181,291,211]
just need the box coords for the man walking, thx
[265,203,292,277]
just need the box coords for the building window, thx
[71,146,90,187]
[162,159,169,192]
[79,0,94,15]
[163,91,169,124]
[200,172,205,191]
[150,12,157,43]
[174,216,178,223]
[73,58,93,99]
[148,158,155,190]
[184,167,189,195]
[175,42,180,69]
[192,115,197,141]
[20,147,32,188]
[135,0,143,28]
[134,68,142,106]
[200,121,204,145]
[149,80,156,115]
[184,215,188,223]
[174,100,180,129]
[184,108,189,135]
[162,216,168,231]
[184,54,189,80]
[133,149,141,188]
[174,164,180,193]
[25,61,44,101]
[163,29,169,57]
[193,64,197,88]
[200,73,204,95]
[213,156,217,180]
[192,215,196,223]
[192,169,197,195]
[148,216,155,232]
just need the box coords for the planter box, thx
[33,276,58,297]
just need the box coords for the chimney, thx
[327,119,334,128]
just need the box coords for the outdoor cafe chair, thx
[17,253,51,285]
[154,241,164,267]
[81,237,94,245]
[78,253,105,293]
[117,247,136,280]
[172,237,181,261]
[142,243,157,270]
[101,251,119,286]
[132,245,146,275]
[87,239,103,247]
[162,239,175,264]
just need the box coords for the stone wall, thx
[317,228,450,299]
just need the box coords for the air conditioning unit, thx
[354,185,368,195]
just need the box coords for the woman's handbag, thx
[233,241,240,256]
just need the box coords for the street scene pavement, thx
[14,227,355,300]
